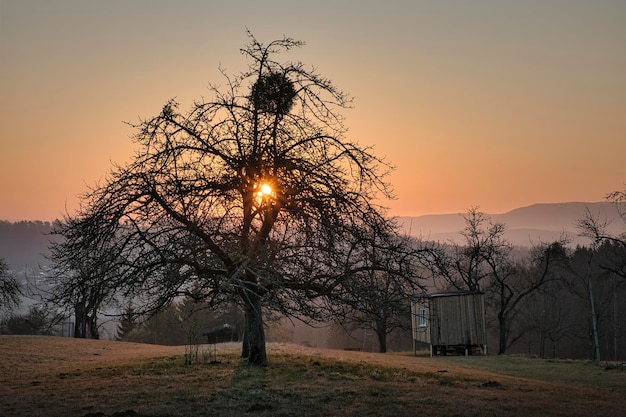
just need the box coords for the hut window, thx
[418,307,427,327]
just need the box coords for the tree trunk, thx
[587,278,601,361]
[74,300,87,338]
[498,312,507,355]
[613,289,619,361]
[539,323,545,358]
[241,329,249,359]
[375,320,388,353]
[88,315,100,340]
[242,296,267,366]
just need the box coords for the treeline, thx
[508,242,625,360]
[0,289,289,348]
[0,305,63,336]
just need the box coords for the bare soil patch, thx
[1,336,624,417]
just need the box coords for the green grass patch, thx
[434,354,626,393]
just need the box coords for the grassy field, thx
[1,336,624,417]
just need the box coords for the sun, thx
[261,184,272,195]
[256,183,274,199]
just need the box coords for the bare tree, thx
[519,278,576,358]
[334,230,424,353]
[565,246,604,360]
[578,188,626,279]
[422,208,507,292]
[563,243,626,361]
[421,208,565,354]
[575,189,626,360]
[48,213,122,339]
[487,241,566,354]
[0,258,21,311]
[49,33,396,365]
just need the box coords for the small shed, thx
[200,323,238,363]
[411,291,487,356]
[202,323,238,344]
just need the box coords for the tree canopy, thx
[49,33,409,365]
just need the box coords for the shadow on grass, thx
[205,354,434,417]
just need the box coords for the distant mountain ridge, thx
[396,202,623,247]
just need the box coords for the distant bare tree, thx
[563,243,626,361]
[487,241,566,354]
[421,208,566,354]
[334,230,424,353]
[0,258,21,311]
[519,278,576,358]
[420,208,509,292]
[578,188,626,279]
[48,213,121,339]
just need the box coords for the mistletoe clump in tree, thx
[50,33,405,365]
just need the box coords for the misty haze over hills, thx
[396,202,622,247]
[0,220,56,272]
[0,202,623,272]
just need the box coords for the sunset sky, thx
[1,1,625,222]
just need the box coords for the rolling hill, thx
[396,201,622,247]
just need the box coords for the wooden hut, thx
[411,291,487,356]
[202,323,238,344]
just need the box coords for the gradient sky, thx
[1,1,625,221]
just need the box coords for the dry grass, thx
[1,336,624,417]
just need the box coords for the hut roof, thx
[201,323,232,337]
[413,290,483,300]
